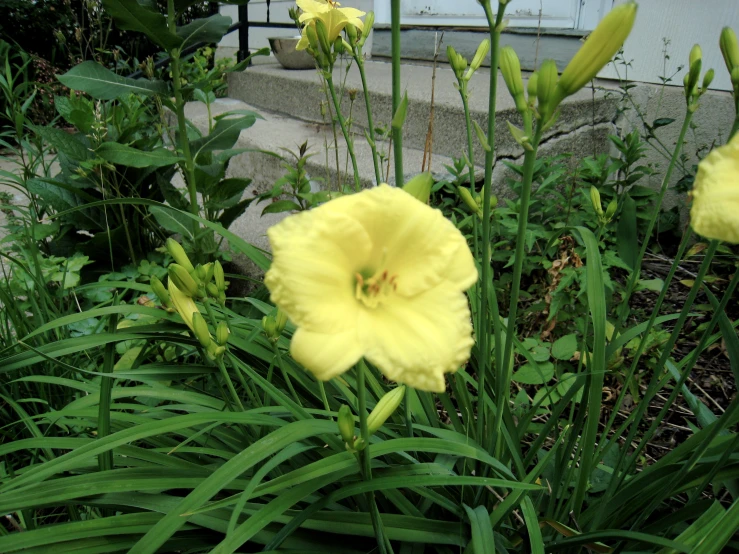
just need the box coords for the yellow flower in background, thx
[265,185,478,392]
[690,133,739,244]
[296,0,365,50]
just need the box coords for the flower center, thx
[355,269,398,309]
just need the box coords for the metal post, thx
[237,3,250,62]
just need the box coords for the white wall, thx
[599,0,737,92]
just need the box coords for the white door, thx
[375,0,611,30]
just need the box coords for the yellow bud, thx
[459,186,483,217]
[590,186,604,217]
[150,275,170,306]
[466,39,490,77]
[191,311,212,348]
[337,405,355,444]
[527,71,538,105]
[275,309,288,334]
[605,198,618,221]
[216,321,230,346]
[720,27,739,72]
[168,264,199,298]
[403,172,433,203]
[166,238,194,273]
[500,46,527,113]
[537,59,559,122]
[214,260,225,291]
[555,2,637,101]
[367,386,406,435]
[689,44,702,68]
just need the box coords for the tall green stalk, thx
[390,0,403,187]
[478,0,506,454]
[167,0,200,242]
[326,74,361,192]
[354,49,383,184]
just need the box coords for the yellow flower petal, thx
[323,185,477,296]
[265,208,371,333]
[359,282,474,393]
[296,28,310,51]
[690,134,739,244]
[291,326,364,381]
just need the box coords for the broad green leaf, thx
[191,114,259,155]
[149,205,194,239]
[177,14,232,50]
[552,333,577,360]
[261,199,301,215]
[96,142,183,168]
[58,61,169,99]
[30,125,90,161]
[101,0,182,51]
[511,361,554,385]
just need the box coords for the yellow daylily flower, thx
[295,0,365,50]
[265,184,478,392]
[690,133,739,244]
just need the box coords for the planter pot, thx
[269,37,315,70]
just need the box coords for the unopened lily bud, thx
[447,45,467,79]
[337,405,355,444]
[466,39,490,77]
[590,186,604,217]
[500,46,527,113]
[168,264,200,298]
[191,311,212,348]
[403,172,433,203]
[315,19,332,59]
[262,315,278,341]
[306,24,321,53]
[720,27,739,72]
[527,71,538,105]
[555,2,637,102]
[345,22,358,45]
[333,36,345,55]
[459,186,483,217]
[702,68,715,91]
[218,291,226,307]
[150,275,171,307]
[166,238,194,273]
[201,263,214,284]
[207,343,226,360]
[195,264,207,282]
[206,282,219,298]
[367,386,406,435]
[732,66,739,87]
[214,260,225,291]
[689,44,702,69]
[605,198,618,221]
[357,12,374,48]
[537,59,559,122]
[216,321,230,346]
[686,44,702,95]
[275,309,288,335]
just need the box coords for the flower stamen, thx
[355,269,397,308]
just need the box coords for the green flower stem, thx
[167,0,200,243]
[496,129,542,459]
[357,360,392,554]
[354,48,383,184]
[478,0,506,454]
[325,73,361,192]
[459,90,476,190]
[391,0,403,187]
[203,300,244,411]
[731,104,739,139]
[615,109,694,332]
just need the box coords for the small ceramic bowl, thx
[269,37,315,70]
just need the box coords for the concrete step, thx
[182,98,465,274]
[228,59,620,181]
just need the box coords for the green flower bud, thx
[590,186,604,217]
[168,264,199,298]
[333,36,345,55]
[403,172,433,204]
[150,275,171,307]
[447,45,467,79]
[357,11,374,48]
[315,19,332,59]
[466,39,490,77]
[367,386,406,435]
[191,311,212,348]
[275,309,288,335]
[459,186,483,218]
[206,282,220,298]
[345,22,358,45]
[214,260,226,291]
[720,27,739,72]
[537,59,559,123]
[202,263,214,284]
[500,46,527,113]
[689,44,702,68]
[605,198,618,221]
[166,238,194,273]
[262,315,278,341]
[196,264,207,282]
[702,68,715,91]
[217,291,226,307]
[527,71,539,106]
[216,321,230,346]
[555,2,637,101]
[686,44,702,96]
[337,405,355,444]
